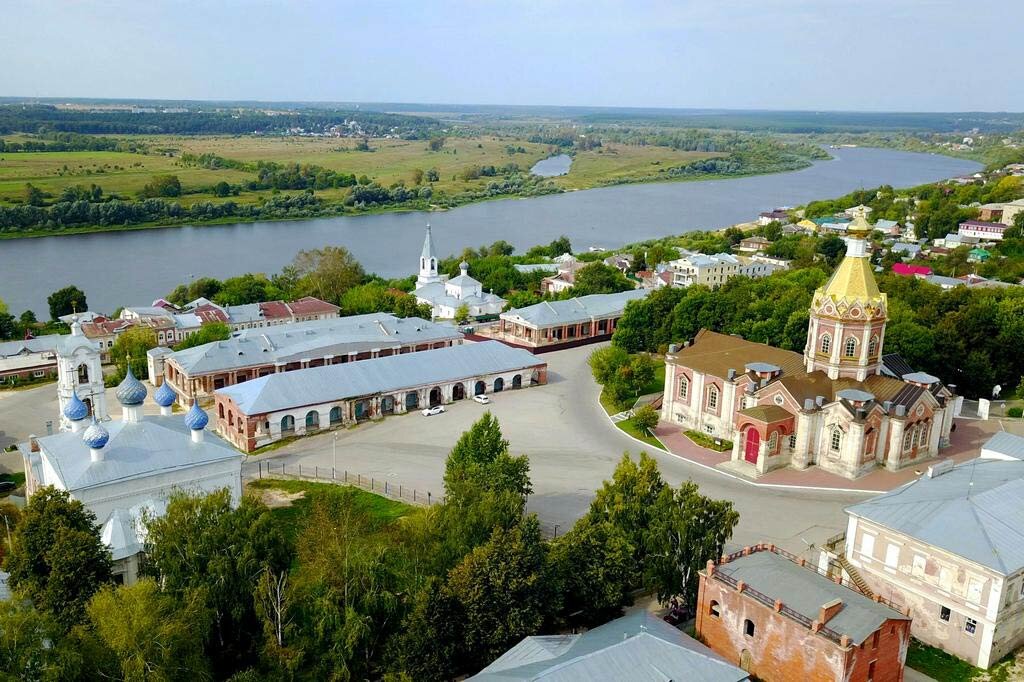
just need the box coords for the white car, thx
[473,394,490,405]
[422,405,445,416]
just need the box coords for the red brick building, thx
[697,544,910,682]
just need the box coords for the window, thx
[820,334,832,354]
[844,337,857,358]
[860,533,876,559]
[768,432,779,454]
[704,424,714,434]
[789,434,798,450]
[869,336,879,356]
[911,427,919,448]
[830,428,842,452]
[744,619,755,637]
[709,601,721,618]
[903,430,913,451]
[33,370,45,378]
[868,661,876,682]
[872,631,880,649]
[965,618,977,635]
[885,544,900,569]
[678,376,689,400]
[912,555,926,577]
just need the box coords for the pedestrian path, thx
[610,410,633,423]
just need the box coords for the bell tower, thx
[804,216,888,381]
[417,223,441,286]
[56,316,109,430]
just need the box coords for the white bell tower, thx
[417,223,441,286]
[56,316,109,431]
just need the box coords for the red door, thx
[744,428,760,464]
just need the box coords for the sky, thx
[4,0,1023,112]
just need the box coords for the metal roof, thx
[502,289,647,328]
[847,459,1024,575]
[19,416,240,492]
[0,335,60,358]
[981,432,1024,461]
[471,611,748,681]
[716,550,907,645]
[219,340,544,415]
[168,313,462,375]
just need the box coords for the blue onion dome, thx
[154,381,177,408]
[184,402,209,431]
[63,389,89,422]
[115,366,148,406]
[82,419,109,449]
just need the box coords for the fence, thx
[254,460,441,508]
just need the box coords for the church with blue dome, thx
[19,366,243,584]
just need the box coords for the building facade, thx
[697,544,910,681]
[958,220,1009,242]
[661,217,956,480]
[214,341,547,452]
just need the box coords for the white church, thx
[413,224,507,319]
[19,317,242,584]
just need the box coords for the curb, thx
[600,407,880,495]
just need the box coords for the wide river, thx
[0,147,980,317]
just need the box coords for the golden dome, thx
[847,215,872,238]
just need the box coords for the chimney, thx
[895,404,906,417]
[668,343,679,353]
[815,395,825,407]
[882,400,892,414]
[727,368,736,381]
[818,598,844,625]
[803,398,815,411]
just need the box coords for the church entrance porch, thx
[733,405,795,475]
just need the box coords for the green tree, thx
[571,262,634,296]
[587,453,667,569]
[289,246,366,304]
[546,235,572,257]
[143,490,291,677]
[632,404,659,434]
[818,235,846,266]
[4,488,113,631]
[173,321,232,351]
[549,518,633,627]
[213,273,277,306]
[142,175,182,198]
[447,516,551,669]
[388,577,464,682]
[0,601,61,679]
[443,412,531,504]
[588,345,630,385]
[212,180,232,197]
[426,137,446,152]
[110,326,157,380]
[24,183,45,206]
[88,579,212,682]
[47,285,88,320]
[453,303,470,323]
[425,168,439,182]
[642,482,739,606]
[0,312,15,340]
[411,168,424,185]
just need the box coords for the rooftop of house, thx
[710,545,908,646]
[501,289,647,328]
[980,432,1024,461]
[470,611,749,682]
[960,219,1007,229]
[0,335,60,358]
[218,340,544,415]
[847,458,1024,575]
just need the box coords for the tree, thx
[143,490,291,677]
[549,518,633,627]
[289,246,366,304]
[213,180,232,197]
[443,413,531,503]
[0,312,15,340]
[214,273,278,306]
[426,137,446,152]
[0,297,6,315]
[632,404,659,435]
[410,168,424,185]
[425,168,439,182]
[47,285,88,320]
[587,453,667,569]
[19,309,36,326]
[546,235,572,257]
[110,326,157,380]
[388,578,464,682]
[88,579,212,681]
[4,488,112,631]
[588,345,630,385]
[0,601,60,678]
[142,175,182,198]
[453,303,470,323]
[173,321,232,351]
[643,482,739,606]
[24,183,45,206]
[572,262,634,296]
[447,517,551,669]
[818,235,846,266]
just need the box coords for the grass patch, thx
[0,471,26,497]
[616,417,665,451]
[684,430,733,452]
[248,478,413,541]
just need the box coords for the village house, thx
[697,543,910,681]
[842,447,1024,669]
[758,209,790,225]
[889,242,922,260]
[214,341,547,452]
[669,253,741,287]
[661,217,956,480]
[0,336,60,387]
[999,198,1024,226]
[157,313,463,406]
[891,263,932,279]
[737,236,771,253]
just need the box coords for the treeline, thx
[0,414,738,680]
[0,104,440,137]
[610,269,1024,398]
[0,132,148,153]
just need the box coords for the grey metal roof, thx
[502,289,647,328]
[0,335,60,358]
[471,611,748,681]
[19,416,240,492]
[925,275,965,288]
[168,313,462,375]
[981,432,1024,461]
[902,371,939,385]
[220,340,544,415]
[514,263,560,274]
[847,459,1024,575]
[716,550,907,645]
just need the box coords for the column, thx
[792,411,814,469]
[886,419,906,471]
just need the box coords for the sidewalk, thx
[654,418,1009,493]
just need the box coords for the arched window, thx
[228,412,234,426]
[911,426,920,448]
[707,386,719,411]
[678,376,689,401]
[903,429,913,451]
[830,428,842,452]
[218,404,225,419]
[77,364,89,384]
[869,335,879,356]
[844,337,858,358]
[820,334,832,354]
[709,601,721,618]
[281,415,295,433]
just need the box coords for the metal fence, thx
[254,460,441,508]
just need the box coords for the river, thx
[530,154,573,177]
[0,147,981,317]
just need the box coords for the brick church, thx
[660,215,956,480]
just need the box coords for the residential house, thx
[737,236,771,253]
[844,204,874,219]
[0,336,60,386]
[958,220,1009,242]
[758,209,790,225]
[603,253,634,274]
[874,219,902,237]
[669,253,741,287]
[999,198,1024,226]
[891,263,932,278]
[889,243,921,260]
[968,248,990,263]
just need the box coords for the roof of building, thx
[818,235,884,305]
[847,459,1024,574]
[892,263,932,277]
[738,405,794,423]
[881,353,915,379]
[514,263,560,274]
[285,296,340,316]
[924,275,965,288]
[0,335,60,358]
[19,415,239,492]
[502,289,647,328]
[980,432,1024,461]
[960,219,1007,229]
[891,242,921,254]
[715,548,907,645]
[168,314,462,375]
[471,611,748,682]
[421,223,436,261]
[220,340,544,415]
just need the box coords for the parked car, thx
[422,405,445,417]
[472,394,490,405]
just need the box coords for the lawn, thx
[905,638,1019,681]
[554,143,725,189]
[247,478,414,541]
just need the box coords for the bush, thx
[1009,407,1023,418]
[685,430,732,452]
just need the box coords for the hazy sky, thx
[4,0,1023,111]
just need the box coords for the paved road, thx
[246,343,867,556]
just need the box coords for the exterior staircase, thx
[837,555,875,598]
